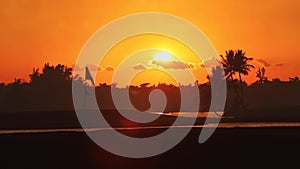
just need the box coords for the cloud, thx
[187,62,197,69]
[201,59,220,68]
[152,60,190,69]
[199,63,205,68]
[105,65,114,71]
[72,64,101,71]
[256,59,271,67]
[133,63,147,70]
[275,63,284,67]
[132,61,203,70]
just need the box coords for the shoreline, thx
[1,122,300,135]
[1,109,300,130]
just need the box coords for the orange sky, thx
[1,0,300,85]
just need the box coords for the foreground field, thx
[1,127,300,169]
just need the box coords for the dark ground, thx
[1,127,300,169]
[1,110,300,169]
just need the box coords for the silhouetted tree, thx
[3,60,300,114]
[207,66,225,82]
[234,50,254,98]
[29,68,40,84]
[220,50,235,81]
[289,76,299,83]
[28,63,73,88]
[221,50,254,109]
[256,67,268,84]
[25,63,73,111]
[12,78,22,85]
[40,63,72,82]
[140,82,150,88]
[220,50,240,100]
[272,78,282,83]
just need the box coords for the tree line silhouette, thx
[0,50,300,114]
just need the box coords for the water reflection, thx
[1,122,300,135]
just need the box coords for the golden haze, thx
[0,0,300,84]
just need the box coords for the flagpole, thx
[84,84,86,111]
[84,66,95,111]
[84,66,87,111]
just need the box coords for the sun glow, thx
[154,51,173,62]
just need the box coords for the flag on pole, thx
[85,66,95,85]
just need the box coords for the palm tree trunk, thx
[238,72,245,110]
[230,74,240,98]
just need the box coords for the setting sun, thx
[1,1,300,167]
[154,51,173,62]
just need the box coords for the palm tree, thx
[220,50,235,81]
[220,50,240,103]
[220,49,254,109]
[234,50,254,107]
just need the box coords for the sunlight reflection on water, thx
[1,122,300,135]
[150,112,225,118]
